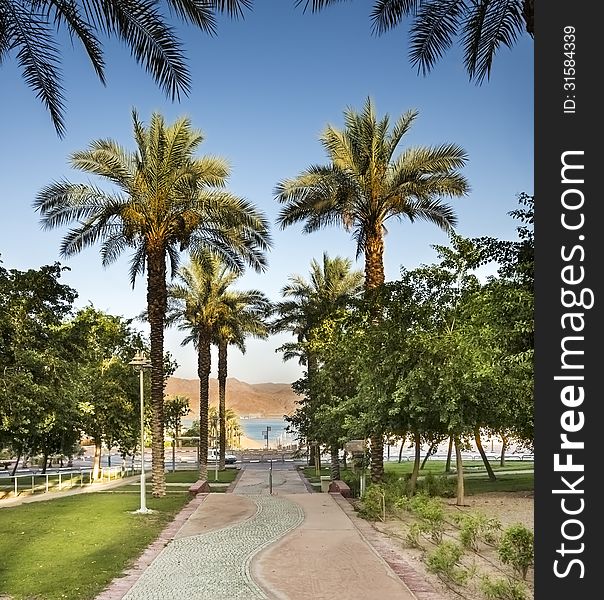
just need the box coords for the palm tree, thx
[215,288,271,469]
[275,98,469,481]
[35,111,270,496]
[273,253,363,471]
[297,1,533,82]
[1,1,251,136]
[167,254,238,478]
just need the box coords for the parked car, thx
[207,449,237,464]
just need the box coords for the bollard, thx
[269,459,273,494]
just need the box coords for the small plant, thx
[480,576,529,600]
[456,512,502,551]
[498,524,534,579]
[409,494,445,542]
[359,484,386,521]
[426,541,469,585]
[405,522,426,548]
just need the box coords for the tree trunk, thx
[218,339,228,470]
[500,432,509,467]
[330,443,340,481]
[409,431,421,495]
[454,436,465,506]
[420,441,438,470]
[10,450,22,477]
[398,441,404,463]
[41,450,48,475]
[365,227,386,483]
[198,331,211,480]
[474,425,496,481]
[92,440,102,481]
[147,248,167,497]
[445,435,453,473]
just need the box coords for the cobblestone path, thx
[121,494,304,599]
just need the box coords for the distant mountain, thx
[164,377,299,419]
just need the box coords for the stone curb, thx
[330,493,445,600]
[95,493,209,600]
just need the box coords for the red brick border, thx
[95,493,208,599]
[330,493,445,600]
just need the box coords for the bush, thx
[359,484,386,521]
[426,541,469,585]
[405,522,425,548]
[480,576,529,600]
[498,524,534,579]
[416,471,456,498]
[456,512,502,551]
[409,494,445,543]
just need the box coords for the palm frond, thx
[408,0,466,76]
[370,0,419,35]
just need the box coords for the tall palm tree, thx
[275,98,469,481]
[215,288,271,469]
[35,111,270,496]
[1,1,251,136]
[297,1,533,82]
[167,254,245,478]
[273,253,363,469]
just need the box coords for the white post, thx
[138,366,149,513]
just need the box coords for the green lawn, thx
[301,461,534,496]
[0,491,190,600]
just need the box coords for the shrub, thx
[456,512,502,551]
[498,524,534,579]
[480,576,529,600]
[416,471,456,498]
[426,541,469,585]
[359,484,386,521]
[409,494,445,543]
[406,522,425,548]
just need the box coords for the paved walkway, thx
[99,463,423,599]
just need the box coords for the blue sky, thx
[0,2,533,384]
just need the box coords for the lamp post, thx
[129,351,152,514]
[211,414,219,482]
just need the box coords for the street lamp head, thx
[129,351,151,370]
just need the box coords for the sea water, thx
[239,417,296,446]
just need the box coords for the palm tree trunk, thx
[147,249,167,497]
[454,435,465,506]
[330,443,340,480]
[198,331,211,480]
[474,425,496,481]
[218,338,227,470]
[365,227,386,483]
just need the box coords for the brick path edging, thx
[330,493,445,600]
[95,493,209,600]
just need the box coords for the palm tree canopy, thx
[273,253,364,363]
[297,1,533,82]
[34,110,271,285]
[1,1,252,136]
[275,98,468,260]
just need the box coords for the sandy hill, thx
[164,377,298,418]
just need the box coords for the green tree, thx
[1,0,251,136]
[273,254,363,468]
[35,111,270,496]
[276,98,468,481]
[297,1,533,82]
[0,261,79,474]
[69,306,144,479]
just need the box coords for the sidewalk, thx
[99,464,433,599]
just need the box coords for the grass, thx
[0,491,190,600]
[301,461,534,496]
